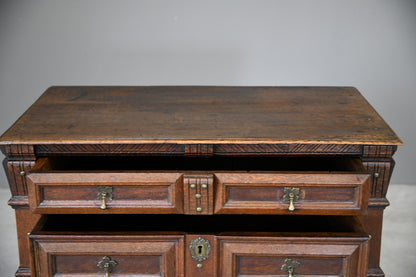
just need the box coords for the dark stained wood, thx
[26,156,370,216]
[183,174,214,215]
[1,146,39,276]
[30,234,185,277]
[8,196,30,208]
[29,214,368,277]
[4,145,35,160]
[15,209,41,276]
[360,156,396,276]
[34,142,364,156]
[185,144,214,156]
[360,208,385,277]
[0,86,402,145]
[363,161,394,199]
[237,256,343,275]
[363,145,398,160]
[214,171,370,215]
[35,143,184,156]
[185,235,217,277]
[27,166,184,214]
[15,267,31,277]
[219,236,370,276]
[54,256,161,274]
[7,161,35,196]
[0,86,401,277]
[215,143,363,155]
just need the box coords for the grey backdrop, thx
[0,0,415,188]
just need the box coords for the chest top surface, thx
[0,86,402,145]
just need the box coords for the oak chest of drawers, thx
[0,86,401,277]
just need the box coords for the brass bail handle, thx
[97,187,113,210]
[287,266,294,277]
[288,192,295,212]
[100,192,107,210]
[283,188,300,212]
[97,256,117,277]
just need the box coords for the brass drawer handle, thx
[97,256,118,277]
[97,187,113,210]
[281,258,300,277]
[283,188,300,212]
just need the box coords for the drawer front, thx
[214,173,370,215]
[30,235,184,277]
[27,172,183,213]
[219,237,369,277]
[27,157,369,215]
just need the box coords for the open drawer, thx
[29,214,370,277]
[27,156,370,215]
[219,234,370,276]
[29,215,185,277]
[27,157,185,214]
[214,158,371,215]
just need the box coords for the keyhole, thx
[198,245,203,255]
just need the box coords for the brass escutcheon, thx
[97,256,118,277]
[97,187,113,210]
[189,237,211,264]
[281,258,300,277]
[283,187,300,212]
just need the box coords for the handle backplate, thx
[97,256,117,277]
[281,258,300,277]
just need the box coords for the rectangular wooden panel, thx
[219,236,369,277]
[183,174,214,215]
[27,164,183,214]
[237,256,344,275]
[54,255,161,274]
[0,87,402,145]
[7,161,35,196]
[363,161,393,199]
[30,235,184,277]
[215,172,370,215]
[14,209,41,276]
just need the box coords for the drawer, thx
[30,233,184,276]
[30,236,184,277]
[214,171,370,215]
[27,157,184,214]
[217,216,370,277]
[29,215,187,277]
[29,215,370,277]
[27,156,370,215]
[219,235,369,276]
[214,157,370,215]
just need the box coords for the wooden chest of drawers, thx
[0,86,401,277]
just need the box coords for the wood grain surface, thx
[0,86,402,145]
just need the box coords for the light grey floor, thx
[0,185,415,276]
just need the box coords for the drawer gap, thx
[33,156,365,172]
[32,214,366,236]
